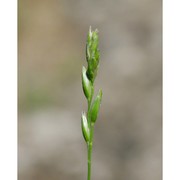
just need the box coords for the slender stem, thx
[87,95,94,180]
[87,124,94,180]
[87,143,92,180]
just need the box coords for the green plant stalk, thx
[87,125,94,180]
[81,27,102,180]
[87,98,94,180]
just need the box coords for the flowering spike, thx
[81,27,103,180]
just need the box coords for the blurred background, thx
[18,0,162,180]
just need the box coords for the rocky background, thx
[18,0,162,179]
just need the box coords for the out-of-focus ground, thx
[18,0,162,180]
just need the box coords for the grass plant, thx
[81,27,102,180]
